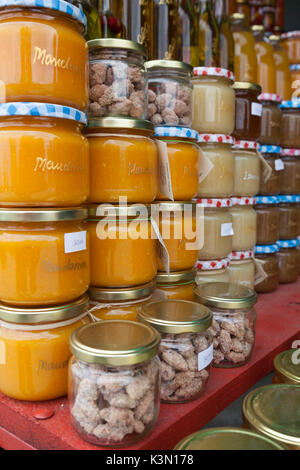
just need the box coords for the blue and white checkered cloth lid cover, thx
[0,102,87,125]
[155,126,199,140]
[255,244,279,254]
[260,145,282,154]
[280,98,300,109]
[0,0,86,27]
[290,65,300,71]
[278,195,298,203]
[255,195,279,205]
[277,239,300,248]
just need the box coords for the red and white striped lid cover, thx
[196,198,232,208]
[232,197,256,206]
[234,140,259,150]
[230,249,254,261]
[258,93,282,103]
[281,148,300,156]
[193,67,235,82]
[196,258,231,271]
[282,31,300,39]
[198,134,235,144]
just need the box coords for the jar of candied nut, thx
[69,321,161,447]
[194,283,257,368]
[88,39,147,119]
[138,300,213,404]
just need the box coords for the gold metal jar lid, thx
[233,82,262,93]
[86,117,154,133]
[156,269,196,285]
[174,427,287,450]
[87,38,147,58]
[88,281,156,303]
[70,320,160,366]
[230,12,246,20]
[138,300,212,334]
[273,350,300,385]
[243,384,300,449]
[0,207,88,223]
[87,203,151,219]
[145,60,193,74]
[154,201,197,213]
[252,25,265,32]
[194,282,258,310]
[0,295,89,325]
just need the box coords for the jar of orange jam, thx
[0,207,90,306]
[86,118,158,203]
[88,282,156,322]
[0,103,89,207]
[0,295,90,401]
[252,25,276,94]
[155,270,196,301]
[282,31,300,65]
[154,126,200,201]
[88,204,157,288]
[0,0,88,110]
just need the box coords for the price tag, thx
[275,159,285,171]
[221,223,234,237]
[251,102,263,116]
[198,344,214,371]
[64,231,87,254]
[156,140,174,201]
[198,147,214,183]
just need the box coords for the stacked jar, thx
[0,0,91,402]
[281,31,300,98]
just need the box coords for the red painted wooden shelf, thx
[0,281,299,451]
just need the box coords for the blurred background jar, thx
[275,0,285,32]
[249,0,263,26]
[236,0,250,27]
[215,0,234,71]
[268,35,291,101]
[282,31,300,65]
[195,0,220,66]
[230,13,258,83]
[262,0,276,34]
[119,0,154,58]
[277,239,300,284]
[255,244,279,293]
[252,25,276,94]
[290,65,300,98]
[179,0,200,66]
[153,0,179,60]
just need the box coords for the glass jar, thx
[197,134,234,198]
[233,140,260,197]
[0,103,89,207]
[138,300,213,403]
[0,208,90,306]
[230,13,258,83]
[195,0,220,67]
[155,127,200,201]
[197,198,233,260]
[192,67,235,134]
[155,202,199,272]
[86,118,158,203]
[252,25,276,94]
[153,0,179,60]
[156,270,196,301]
[249,0,263,26]
[255,196,280,245]
[273,350,300,385]
[178,0,199,67]
[0,0,88,110]
[258,146,282,195]
[194,282,257,368]
[255,244,279,293]
[69,320,160,446]
[120,0,154,58]
[290,65,300,95]
[236,0,251,27]
[146,60,193,127]
[231,197,257,251]
[0,295,89,401]
[268,35,291,101]
[278,196,300,240]
[259,94,282,145]
[280,149,300,194]
[262,0,276,33]
[88,282,156,322]
[88,38,147,119]
[280,100,300,149]
[282,31,300,65]
[232,82,262,141]
[243,384,300,450]
[88,204,157,288]
[228,250,255,289]
[196,258,230,285]
[277,239,300,284]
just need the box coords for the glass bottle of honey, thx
[153,0,180,60]
[195,0,220,66]
[215,0,234,71]
[269,34,291,100]
[230,13,257,83]
[120,0,154,59]
[236,0,250,27]
[252,25,276,93]
[178,0,200,66]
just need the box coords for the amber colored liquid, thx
[233,30,257,82]
[254,40,276,94]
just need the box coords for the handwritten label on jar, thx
[254,258,268,285]
[0,340,5,365]
[64,232,87,254]
[251,102,263,117]
[198,343,213,371]
[275,159,285,171]
[156,140,174,201]
[221,223,234,237]
[199,148,214,183]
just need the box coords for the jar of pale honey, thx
[233,140,261,197]
[228,250,255,289]
[0,0,88,110]
[0,207,90,306]
[155,269,196,301]
[0,102,89,207]
[196,258,231,285]
[0,295,90,401]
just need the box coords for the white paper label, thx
[275,159,285,171]
[251,102,263,116]
[198,343,214,371]
[156,140,174,201]
[198,147,214,183]
[151,218,170,273]
[221,223,234,237]
[0,340,5,365]
[64,231,87,254]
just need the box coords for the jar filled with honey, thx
[252,25,276,94]
[153,0,179,60]
[230,13,258,83]
[269,34,292,101]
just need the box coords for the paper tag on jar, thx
[257,151,273,183]
[64,231,87,254]
[198,343,214,371]
[151,218,170,273]
[198,147,214,183]
[254,258,268,285]
[156,140,174,201]
[275,159,285,171]
[0,340,5,365]
[221,223,234,237]
[251,102,263,117]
